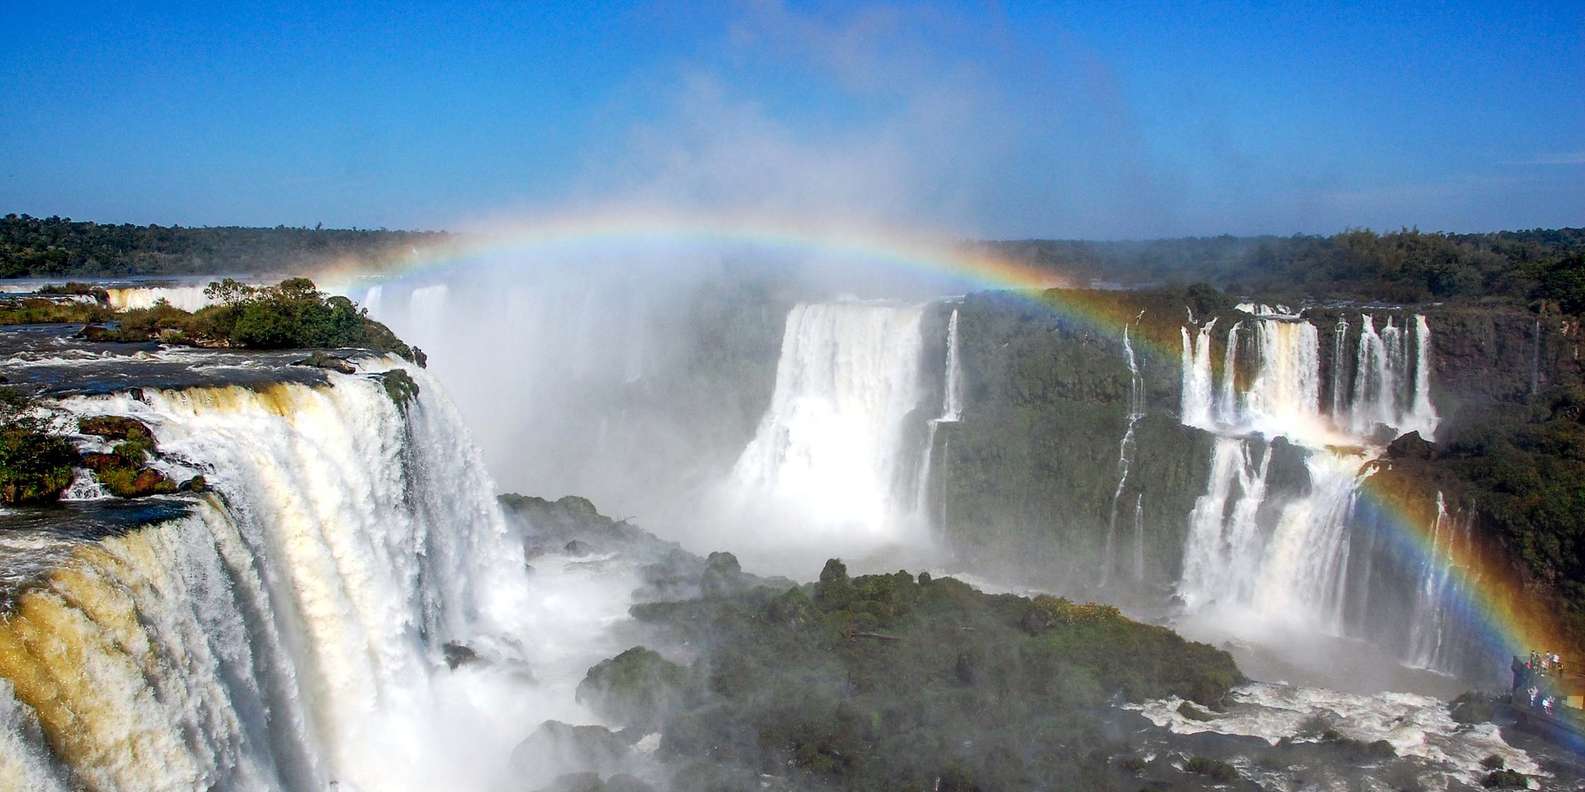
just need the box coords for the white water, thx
[1179,319,1217,430]
[104,285,216,312]
[1133,682,1544,789]
[729,301,929,557]
[1175,310,1465,676]
[913,307,964,530]
[0,362,574,792]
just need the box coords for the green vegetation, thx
[1,213,444,277]
[1430,385,1585,650]
[78,415,177,498]
[0,297,113,326]
[599,558,1240,790]
[81,277,423,363]
[0,388,76,504]
[986,227,1585,304]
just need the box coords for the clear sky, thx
[2,1,1581,238]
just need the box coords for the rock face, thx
[575,646,689,731]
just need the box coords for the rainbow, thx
[323,208,1568,681]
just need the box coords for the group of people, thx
[1514,650,1573,717]
[1528,650,1566,677]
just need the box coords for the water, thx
[1179,318,1217,429]
[1174,310,1476,679]
[0,361,549,791]
[728,301,930,560]
[104,285,215,312]
[1102,320,1145,587]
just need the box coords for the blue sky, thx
[2,1,1581,238]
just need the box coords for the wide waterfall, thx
[0,363,542,791]
[729,301,929,547]
[1173,308,1484,679]
[104,285,217,312]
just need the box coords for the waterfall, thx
[1102,319,1146,587]
[1131,493,1146,584]
[1172,308,1488,677]
[1,363,536,791]
[731,301,929,537]
[105,285,216,312]
[942,308,963,422]
[1330,319,1350,419]
[1242,319,1322,436]
[1179,319,1216,429]
[1402,314,1440,437]
[1177,438,1273,610]
[913,308,964,528]
[1217,321,1241,425]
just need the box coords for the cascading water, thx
[0,363,543,791]
[1101,317,1145,587]
[104,285,216,312]
[729,301,929,541]
[914,307,963,527]
[1174,307,1484,678]
[1179,319,1217,429]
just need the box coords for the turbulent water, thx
[0,361,560,791]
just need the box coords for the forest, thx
[0,213,445,277]
[985,227,1585,307]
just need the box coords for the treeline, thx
[985,227,1585,308]
[0,213,447,277]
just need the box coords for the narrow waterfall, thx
[1402,314,1440,437]
[1217,321,1241,425]
[1179,319,1217,429]
[1330,318,1350,419]
[1102,319,1145,587]
[942,307,963,422]
[730,301,929,536]
[1,363,534,792]
[914,307,963,526]
[1130,493,1146,584]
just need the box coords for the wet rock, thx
[292,351,357,375]
[564,539,595,557]
[576,647,689,730]
[78,415,153,442]
[513,721,630,775]
[1177,701,1217,722]
[442,641,479,669]
[178,475,207,493]
[1387,430,1436,460]
[699,551,745,597]
[1450,691,1497,724]
[1482,768,1528,788]
[1019,605,1058,635]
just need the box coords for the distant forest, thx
[985,227,1585,309]
[5,213,1584,309]
[0,214,447,278]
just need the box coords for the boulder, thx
[442,641,480,670]
[178,475,207,493]
[78,415,153,442]
[564,539,595,557]
[576,647,689,730]
[1387,430,1437,460]
[292,352,357,375]
[512,721,630,776]
[699,551,745,597]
